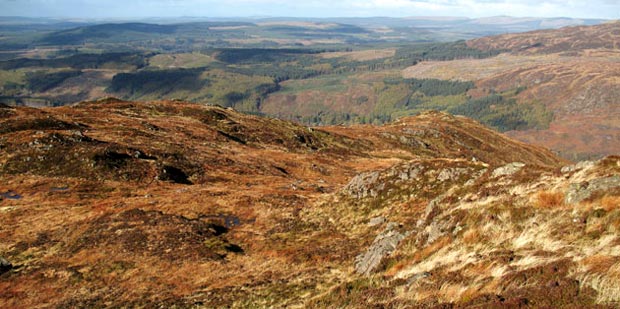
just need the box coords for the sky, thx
[0,0,618,20]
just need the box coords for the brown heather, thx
[0,99,618,307]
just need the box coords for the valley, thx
[0,19,618,160]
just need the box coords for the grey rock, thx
[368,217,386,227]
[464,168,487,187]
[437,167,470,182]
[561,161,595,174]
[355,223,406,275]
[0,257,12,274]
[398,136,428,148]
[565,175,620,204]
[344,171,380,199]
[426,220,445,244]
[407,271,431,285]
[424,196,442,222]
[492,162,525,178]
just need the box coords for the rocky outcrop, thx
[343,160,483,202]
[355,223,406,275]
[561,161,595,174]
[343,171,382,199]
[492,162,525,178]
[565,175,620,204]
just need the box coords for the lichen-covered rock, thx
[561,161,595,174]
[343,171,381,199]
[565,175,620,204]
[355,223,406,275]
[437,167,470,182]
[426,219,451,244]
[492,162,525,178]
[368,217,386,226]
[424,196,442,222]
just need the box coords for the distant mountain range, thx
[0,15,608,38]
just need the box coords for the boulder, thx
[407,271,431,285]
[492,162,525,178]
[565,175,620,204]
[437,167,470,182]
[368,217,386,227]
[355,223,406,275]
[343,171,381,199]
[561,161,595,174]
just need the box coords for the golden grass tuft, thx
[386,236,452,277]
[581,255,619,274]
[533,190,565,209]
[600,196,620,212]
[458,285,483,304]
[462,228,481,245]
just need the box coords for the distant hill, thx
[38,23,179,45]
[0,16,606,48]
[403,21,620,160]
[468,20,620,53]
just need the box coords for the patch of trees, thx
[390,78,475,97]
[0,53,148,70]
[228,65,322,82]
[26,70,82,92]
[214,48,323,64]
[448,94,553,132]
[208,42,497,83]
[107,68,207,97]
[395,41,502,62]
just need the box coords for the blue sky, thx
[1,0,618,19]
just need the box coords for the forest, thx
[0,20,552,132]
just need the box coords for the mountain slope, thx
[467,20,620,54]
[404,21,620,160]
[2,99,619,307]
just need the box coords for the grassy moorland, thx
[1,99,619,307]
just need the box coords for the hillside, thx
[467,21,620,54]
[1,19,617,160]
[403,21,620,160]
[2,99,620,307]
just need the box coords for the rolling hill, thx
[1,99,619,307]
[403,21,620,160]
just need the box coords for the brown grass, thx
[600,196,620,212]
[533,190,565,208]
[462,228,481,245]
[581,255,619,274]
[386,236,452,277]
[458,285,483,303]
